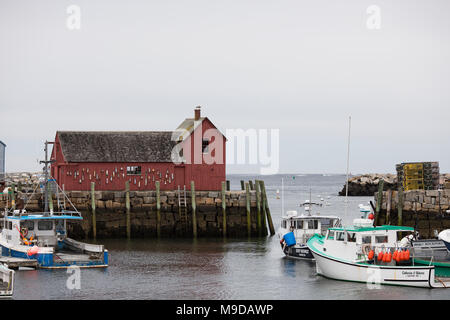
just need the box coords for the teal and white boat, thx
[307,217,450,288]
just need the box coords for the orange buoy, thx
[27,245,39,256]
[385,252,391,263]
[405,249,410,260]
[400,250,406,261]
[368,250,374,260]
[368,213,374,220]
[377,251,384,262]
[393,250,398,261]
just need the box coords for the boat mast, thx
[281,177,284,216]
[345,116,351,216]
[39,141,54,216]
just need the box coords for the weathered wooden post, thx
[125,181,131,239]
[226,180,230,191]
[246,182,251,237]
[257,180,268,236]
[386,189,392,225]
[260,180,275,236]
[240,180,245,191]
[221,181,227,237]
[191,181,197,238]
[249,180,254,191]
[91,182,97,239]
[156,181,161,238]
[398,187,404,226]
[375,179,384,226]
[255,180,262,236]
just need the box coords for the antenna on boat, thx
[344,116,351,217]
[39,140,55,216]
[281,177,284,216]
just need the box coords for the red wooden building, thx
[50,107,226,191]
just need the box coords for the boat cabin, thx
[280,211,341,244]
[1,214,82,249]
[323,224,415,262]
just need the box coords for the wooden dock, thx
[0,257,38,269]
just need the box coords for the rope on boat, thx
[436,277,447,288]
[22,183,40,211]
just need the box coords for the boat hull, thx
[0,265,14,298]
[312,249,435,288]
[442,240,450,252]
[283,244,314,260]
[307,236,441,288]
[0,240,108,269]
[413,258,450,278]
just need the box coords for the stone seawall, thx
[374,189,450,238]
[0,190,268,239]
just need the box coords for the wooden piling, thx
[125,181,131,239]
[257,181,268,236]
[398,187,404,226]
[386,189,392,225]
[246,182,251,237]
[191,181,197,238]
[91,182,96,239]
[156,181,161,238]
[260,180,275,236]
[249,180,254,191]
[221,181,227,237]
[240,180,245,191]
[255,180,262,236]
[375,179,384,226]
[226,180,230,191]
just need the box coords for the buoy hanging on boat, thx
[393,250,398,261]
[405,249,410,260]
[385,251,392,263]
[27,245,39,256]
[377,251,384,262]
[368,213,374,220]
[368,250,374,260]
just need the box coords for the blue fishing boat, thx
[0,141,108,269]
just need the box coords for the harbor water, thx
[12,174,450,300]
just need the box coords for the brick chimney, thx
[194,106,201,121]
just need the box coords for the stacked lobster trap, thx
[396,162,440,191]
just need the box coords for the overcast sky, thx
[0,0,449,174]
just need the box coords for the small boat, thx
[278,197,341,260]
[409,233,450,277]
[438,229,450,251]
[0,142,108,269]
[307,214,450,288]
[0,264,14,298]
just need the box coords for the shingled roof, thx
[57,131,178,163]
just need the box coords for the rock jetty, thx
[339,174,397,196]
[340,173,450,196]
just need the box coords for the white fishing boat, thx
[278,193,341,260]
[0,264,14,298]
[307,215,450,288]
